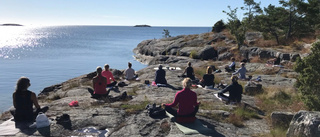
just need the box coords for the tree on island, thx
[162,29,171,38]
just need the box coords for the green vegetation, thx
[227,107,260,127]
[120,100,150,114]
[189,50,198,59]
[220,0,320,46]
[212,20,226,33]
[294,41,320,111]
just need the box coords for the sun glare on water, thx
[0,26,47,59]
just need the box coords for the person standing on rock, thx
[181,62,195,80]
[155,65,167,84]
[10,77,48,122]
[124,62,138,80]
[162,78,200,120]
[233,62,247,80]
[91,66,109,98]
[102,64,117,87]
[218,76,243,104]
[200,66,215,89]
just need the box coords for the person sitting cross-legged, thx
[200,66,215,89]
[162,78,200,123]
[225,57,236,72]
[10,77,49,122]
[218,76,243,104]
[124,62,138,80]
[102,64,117,87]
[181,62,195,80]
[89,66,110,99]
[155,65,167,85]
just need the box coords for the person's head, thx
[158,64,163,69]
[231,75,238,83]
[187,62,191,67]
[182,78,192,89]
[240,62,245,67]
[128,62,132,68]
[16,77,30,93]
[231,57,235,61]
[206,66,213,74]
[96,66,102,75]
[104,64,109,70]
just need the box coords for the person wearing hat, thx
[218,76,243,104]
[233,62,247,80]
[155,64,167,84]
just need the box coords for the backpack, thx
[145,103,166,118]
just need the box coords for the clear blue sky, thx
[0,0,281,27]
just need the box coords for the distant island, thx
[1,23,23,26]
[134,25,151,27]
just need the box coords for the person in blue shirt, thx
[225,57,236,72]
[233,62,247,80]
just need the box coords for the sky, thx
[0,0,281,27]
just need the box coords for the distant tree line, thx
[212,0,320,46]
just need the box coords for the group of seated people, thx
[90,62,138,99]
[10,58,249,123]
[10,62,138,123]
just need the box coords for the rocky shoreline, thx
[0,32,318,137]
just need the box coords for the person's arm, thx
[12,93,16,108]
[92,77,96,90]
[165,92,179,107]
[110,72,116,82]
[220,85,231,93]
[229,62,235,68]
[182,67,187,75]
[233,68,240,75]
[31,92,40,109]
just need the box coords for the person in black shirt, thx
[10,77,48,122]
[155,65,167,84]
[218,76,243,104]
[181,62,195,80]
[200,66,215,89]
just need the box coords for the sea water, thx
[0,25,211,112]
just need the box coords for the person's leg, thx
[164,106,177,117]
[107,81,117,87]
[218,92,230,102]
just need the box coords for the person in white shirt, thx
[124,62,137,80]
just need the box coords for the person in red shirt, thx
[162,78,200,117]
[101,64,117,87]
[92,66,109,97]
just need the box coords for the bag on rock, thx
[146,103,166,118]
[36,112,50,128]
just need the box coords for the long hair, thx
[15,77,30,93]
[206,66,213,74]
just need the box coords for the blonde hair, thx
[187,62,191,67]
[231,75,238,82]
[206,66,213,74]
[96,66,102,73]
[182,78,192,88]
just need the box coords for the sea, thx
[0,25,211,112]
